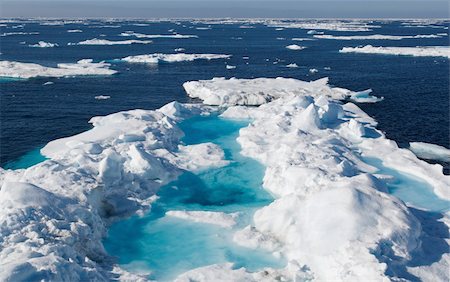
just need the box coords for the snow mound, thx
[166,210,239,228]
[285,44,305,50]
[29,41,58,48]
[315,34,442,40]
[120,31,198,39]
[121,53,231,64]
[409,142,450,162]
[69,38,152,45]
[183,77,381,106]
[0,59,117,79]
[340,45,450,58]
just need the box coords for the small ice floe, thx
[166,210,239,228]
[276,37,286,40]
[315,34,443,40]
[409,142,450,162]
[29,41,58,48]
[286,44,306,50]
[309,68,318,73]
[307,30,324,35]
[94,95,111,100]
[174,48,185,52]
[196,27,211,30]
[67,29,82,33]
[226,65,236,69]
[121,53,231,64]
[286,63,299,68]
[340,45,450,58]
[324,66,331,70]
[120,31,198,39]
[69,38,153,45]
[242,56,249,60]
[292,38,316,41]
[43,81,54,85]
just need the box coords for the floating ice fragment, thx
[409,142,450,162]
[286,44,306,50]
[340,45,450,58]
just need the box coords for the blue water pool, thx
[2,147,47,169]
[104,114,285,281]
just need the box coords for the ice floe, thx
[285,44,305,50]
[267,20,380,31]
[183,77,381,106]
[226,65,236,69]
[0,59,117,79]
[166,210,239,228]
[121,53,231,64]
[309,68,318,73]
[340,45,450,58]
[28,41,58,48]
[315,34,443,40]
[286,63,299,68]
[69,38,152,45]
[0,32,39,36]
[67,29,83,33]
[95,95,111,100]
[120,31,198,39]
[409,142,450,162]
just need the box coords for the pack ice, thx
[0,77,449,281]
[340,45,450,58]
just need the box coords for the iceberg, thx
[69,38,152,45]
[120,31,198,39]
[409,142,450,163]
[0,59,117,79]
[340,45,450,58]
[28,41,58,48]
[0,76,448,281]
[285,44,305,50]
[121,53,231,64]
[315,34,443,40]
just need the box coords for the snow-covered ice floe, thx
[120,31,198,39]
[28,41,58,48]
[315,34,443,40]
[69,38,153,45]
[183,77,382,105]
[0,76,449,281]
[266,19,380,32]
[0,32,39,36]
[0,59,117,79]
[121,53,231,64]
[285,44,305,50]
[409,142,450,163]
[340,45,450,58]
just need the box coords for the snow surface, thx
[29,41,58,48]
[69,38,153,45]
[1,76,449,281]
[120,31,198,39]
[285,44,305,50]
[121,53,231,64]
[409,142,450,163]
[0,59,117,79]
[315,34,443,40]
[183,77,381,106]
[340,45,450,58]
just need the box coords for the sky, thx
[1,0,449,18]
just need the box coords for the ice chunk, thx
[69,38,152,45]
[0,59,117,79]
[121,53,231,64]
[165,210,239,228]
[409,142,450,162]
[29,41,58,48]
[120,31,198,39]
[315,34,442,40]
[340,45,450,58]
[286,63,299,68]
[285,44,306,50]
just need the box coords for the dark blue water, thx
[104,115,283,281]
[1,19,449,173]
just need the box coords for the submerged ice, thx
[0,76,449,281]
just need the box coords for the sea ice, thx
[285,44,305,50]
[409,142,450,162]
[165,210,239,228]
[29,41,58,48]
[340,45,450,58]
[121,53,231,64]
[315,34,443,40]
[286,63,299,68]
[69,38,153,45]
[0,59,117,79]
[120,31,198,39]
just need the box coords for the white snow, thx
[69,38,152,45]
[29,41,58,48]
[166,210,239,228]
[409,142,450,162]
[121,53,231,64]
[183,77,381,106]
[340,45,450,58]
[0,59,117,79]
[285,44,305,50]
[315,34,443,40]
[120,31,198,39]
